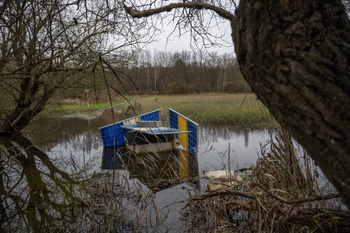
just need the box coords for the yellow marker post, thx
[178,115,189,178]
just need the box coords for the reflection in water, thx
[8,110,274,232]
[1,134,194,232]
[101,146,127,170]
[102,147,199,192]
[26,111,270,171]
[199,126,252,147]
[3,111,202,232]
[198,127,274,175]
[0,134,87,232]
[244,130,249,148]
[24,109,121,154]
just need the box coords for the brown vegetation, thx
[184,129,349,232]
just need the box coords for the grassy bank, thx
[131,93,276,128]
[56,93,277,128]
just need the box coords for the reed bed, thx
[79,128,349,232]
[124,93,276,128]
[183,128,349,233]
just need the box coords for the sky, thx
[144,16,235,55]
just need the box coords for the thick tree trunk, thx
[0,75,53,135]
[234,0,350,207]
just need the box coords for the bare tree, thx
[0,0,150,134]
[124,0,350,208]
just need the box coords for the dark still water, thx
[0,109,273,232]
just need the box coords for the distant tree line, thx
[60,49,251,101]
[125,50,250,94]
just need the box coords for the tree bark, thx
[234,0,350,207]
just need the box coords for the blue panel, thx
[169,109,178,129]
[140,111,160,121]
[187,121,198,155]
[100,109,162,147]
[100,122,125,147]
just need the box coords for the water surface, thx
[1,109,273,232]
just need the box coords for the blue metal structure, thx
[99,108,198,156]
[99,109,162,147]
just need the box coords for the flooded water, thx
[0,109,274,232]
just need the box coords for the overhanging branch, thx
[124,2,236,21]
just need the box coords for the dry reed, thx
[183,128,349,233]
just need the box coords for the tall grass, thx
[128,93,276,128]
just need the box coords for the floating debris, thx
[204,170,243,192]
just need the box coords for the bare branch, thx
[124,2,236,21]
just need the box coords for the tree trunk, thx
[234,0,350,208]
[0,73,53,134]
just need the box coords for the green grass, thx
[130,93,277,128]
[60,102,112,111]
[55,93,277,128]
[54,99,126,111]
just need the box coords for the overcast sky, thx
[145,19,235,55]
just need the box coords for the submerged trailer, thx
[99,108,198,155]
